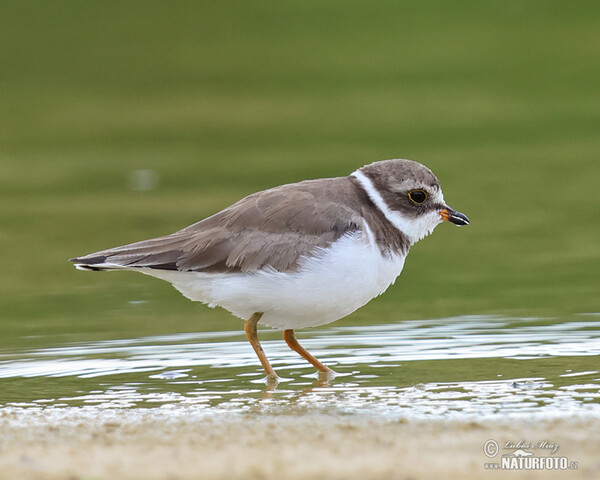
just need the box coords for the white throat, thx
[351,170,442,244]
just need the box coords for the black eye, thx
[408,189,428,205]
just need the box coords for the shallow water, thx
[2,314,599,419]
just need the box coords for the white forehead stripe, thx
[351,169,442,244]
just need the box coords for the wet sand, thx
[0,408,598,480]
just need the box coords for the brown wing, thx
[71,177,364,273]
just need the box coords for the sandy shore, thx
[0,408,598,480]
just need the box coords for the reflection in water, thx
[0,315,599,418]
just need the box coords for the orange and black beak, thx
[439,207,469,226]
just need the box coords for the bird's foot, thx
[264,372,281,389]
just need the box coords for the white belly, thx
[143,232,406,329]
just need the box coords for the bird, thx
[70,159,469,382]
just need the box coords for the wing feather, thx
[71,177,364,273]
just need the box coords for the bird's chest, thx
[292,233,407,310]
[205,232,408,329]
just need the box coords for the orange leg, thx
[283,329,334,374]
[244,312,278,380]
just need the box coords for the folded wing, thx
[70,178,363,274]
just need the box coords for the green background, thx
[1,0,598,350]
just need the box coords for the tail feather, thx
[70,245,181,272]
[70,255,130,272]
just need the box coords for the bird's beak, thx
[439,207,469,226]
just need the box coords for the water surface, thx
[2,314,598,419]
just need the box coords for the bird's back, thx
[70,176,372,274]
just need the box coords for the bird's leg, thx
[283,329,335,377]
[244,312,278,382]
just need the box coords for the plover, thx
[71,159,469,381]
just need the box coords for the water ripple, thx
[1,315,598,378]
[0,315,599,418]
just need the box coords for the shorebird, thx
[71,159,469,382]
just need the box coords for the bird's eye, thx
[408,190,428,205]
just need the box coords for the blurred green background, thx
[1,0,598,349]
